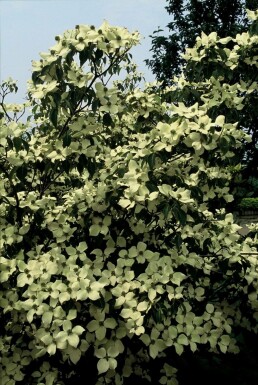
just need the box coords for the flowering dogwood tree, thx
[1,12,258,385]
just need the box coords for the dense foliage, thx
[147,0,258,205]
[1,12,258,385]
[239,197,258,209]
[146,0,258,85]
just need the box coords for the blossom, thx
[87,311,117,341]
[55,320,85,349]
[0,257,16,282]
[89,216,111,236]
[246,9,258,21]
[127,242,155,263]
[29,80,58,99]
[17,260,42,287]
[140,327,166,358]
[95,347,117,374]
[46,140,70,162]
[111,282,135,306]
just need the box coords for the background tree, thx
[146,0,258,86]
[147,0,258,205]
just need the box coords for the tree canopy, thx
[146,0,258,85]
[147,0,258,204]
[1,11,258,385]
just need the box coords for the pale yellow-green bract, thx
[0,13,258,385]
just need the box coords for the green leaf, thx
[147,153,156,170]
[69,90,78,110]
[162,202,170,219]
[55,67,63,83]
[17,165,27,182]
[95,49,103,60]
[174,233,182,249]
[63,130,72,147]
[6,137,13,150]
[49,108,58,127]
[92,98,99,113]
[77,154,87,174]
[173,205,187,225]
[88,158,96,178]
[13,137,22,152]
[41,64,52,76]
[219,137,229,154]
[191,186,203,201]
[103,113,113,127]
[79,49,90,66]
[145,181,158,193]
[32,71,41,84]
[65,50,74,66]
[218,48,228,61]
[250,21,258,36]
[22,139,29,152]
[0,196,11,205]
[62,159,70,174]
[117,168,125,178]
[152,306,164,323]
[105,190,114,205]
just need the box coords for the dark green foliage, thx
[146,0,258,86]
[239,197,258,209]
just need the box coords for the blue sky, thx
[0,0,170,103]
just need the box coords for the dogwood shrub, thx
[1,13,258,385]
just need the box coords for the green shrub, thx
[239,197,258,210]
[1,12,258,385]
